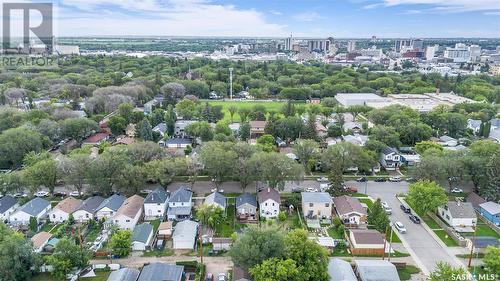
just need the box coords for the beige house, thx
[301,192,333,220]
[31,231,52,253]
[48,197,82,223]
[333,195,367,227]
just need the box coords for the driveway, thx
[347,180,465,275]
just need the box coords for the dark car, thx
[406,177,416,183]
[205,273,213,281]
[374,177,386,182]
[409,214,421,224]
[291,187,302,193]
[356,177,367,182]
[400,204,411,213]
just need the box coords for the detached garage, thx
[172,220,199,250]
[131,223,154,251]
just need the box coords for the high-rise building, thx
[285,34,293,51]
[444,43,470,63]
[395,39,423,53]
[347,40,356,53]
[307,39,330,53]
[412,39,424,51]
[425,44,439,60]
[468,45,481,63]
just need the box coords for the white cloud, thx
[292,11,324,22]
[270,10,283,16]
[366,0,500,13]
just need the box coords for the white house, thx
[438,201,477,231]
[257,188,281,219]
[73,196,105,222]
[379,147,401,171]
[439,136,458,147]
[144,187,169,220]
[10,197,51,225]
[467,119,482,135]
[48,197,81,223]
[333,196,367,226]
[172,220,199,249]
[0,195,18,221]
[113,195,144,230]
[167,187,192,221]
[131,223,154,251]
[204,192,227,210]
[96,194,126,221]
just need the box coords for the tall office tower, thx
[395,39,412,53]
[347,40,356,53]
[425,44,439,60]
[307,39,330,53]
[285,34,293,51]
[468,45,481,63]
[412,39,424,51]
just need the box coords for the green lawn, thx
[49,223,64,235]
[461,222,500,238]
[78,271,110,281]
[327,227,344,239]
[149,219,161,234]
[386,228,402,243]
[422,215,442,230]
[397,265,421,281]
[216,205,236,237]
[358,198,373,209]
[85,224,101,243]
[31,273,58,281]
[40,223,55,232]
[434,230,459,246]
[206,100,307,122]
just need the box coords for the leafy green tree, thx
[429,262,467,281]
[0,107,25,133]
[483,246,500,274]
[250,152,304,190]
[284,229,329,281]
[117,103,134,123]
[414,141,443,155]
[406,180,447,216]
[46,237,90,280]
[135,119,154,141]
[185,121,214,142]
[327,125,342,138]
[59,154,91,195]
[250,258,299,281]
[228,105,238,123]
[301,114,318,140]
[0,128,51,168]
[164,105,176,136]
[200,141,237,188]
[86,152,128,195]
[368,199,390,232]
[108,115,127,135]
[233,142,258,190]
[256,134,276,152]
[281,101,296,117]
[0,223,39,281]
[196,204,224,230]
[60,118,99,141]
[239,122,250,141]
[23,157,58,194]
[175,98,198,119]
[109,230,132,257]
[293,139,319,174]
[145,157,188,187]
[229,227,285,270]
[369,125,401,148]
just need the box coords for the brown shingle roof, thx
[249,120,266,128]
[31,231,52,249]
[54,197,82,214]
[333,195,367,216]
[467,192,486,210]
[350,229,384,245]
[158,221,173,231]
[257,188,280,204]
[115,195,144,219]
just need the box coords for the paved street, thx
[348,180,465,275]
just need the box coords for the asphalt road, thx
[348,180,465,275]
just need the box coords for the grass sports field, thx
[204,100,308,122]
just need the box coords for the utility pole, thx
[229,67,233,100]
[468,223,477,268]
[388,226,394,262]
[199,225,204,264]
[382,224,389,260]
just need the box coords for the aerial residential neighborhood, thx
[0,1,499,281]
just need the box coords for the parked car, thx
[69,191,82,197]
[409,215,421,224]
[374,177,386,182]
[451,187,464,193]
[394,222,407,233]
[205,273,213,281]
[54,191,67,197]
[13,192,28,198]
[140,189,153,194]
[316,177,328,182]
[384,207,392,215]
[35,191,49,197]
[305,187,317,192]
[319,183,329,192]
[356,177,367,182]
[406,177,416,183]
[381,201,389,208]
[400,204,411,213]
[291,187,302,193]
[217,273,227,281]
[345,186,358,193]
[210,188,224,193]
[389,176,401,182]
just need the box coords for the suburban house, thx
[315,122,328,138]
[343,135,369,146]
[138,263,184,281]
[438,201,477,231]
[152,122,168,137]
[488,118,500,143]
[236,193,258,220]
[107,268,140,281]
[349,229,385,255]
[31,231,52,253]
[172,220,199,250]
[167,187,193,221]
[257,188,281,219]
[204,192,227,210]
[144,187,169,220]
[131,223,154,251]
[113,195,144,230]
[400,153,421,166]
[301,192,333,220]
[328,258,357,281]
[333,195,367,227]
[158,221,173,239]
[212,237,232,251]
[249,120,266,139]
[49,197,82,223]
[174,120,197,138]
[467,119,482,135]
[159,138,192,149]
[343,122,363,134]
[73,196,105,222]
[96,194,127,220]
[354,260,401,281]
[438,135,458,147]
[478,202,500,226]
[82,133,109,146]
[10,197,51,225]
[0,195,18,221]
[467,192,487,211]
[379,147,401,171]
[144,95,165,115]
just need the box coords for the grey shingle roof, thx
[236,193,257,208]
[333,195,367,216]
[132,223,153,244]
[257,188,280,204]
[446,202,476,219]
[169,187,192,203]
[145,187,169,204]
[138,262,184,281]
[0,195,17,214]
[76,196,105,213]
[205,192,227,208]
[328,258,357,281]
[153,123,167,134]
[97,194,126,212]
[107,268,140,281]
[302,192,332,204]
[381,146,398,155]
[20,197,50,216]
[354,260,400,281]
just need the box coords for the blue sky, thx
[3,0,500,37]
